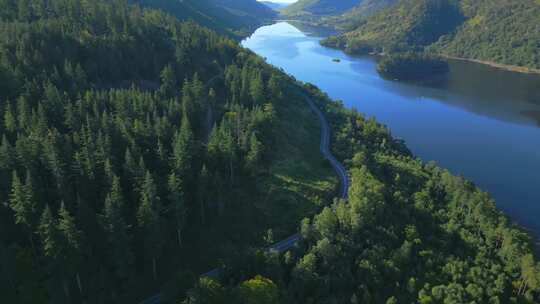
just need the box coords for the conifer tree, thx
[9,171,38,253]
[171,114,194,179]
[250,71,265,105]
[57,203,83,297]
[102,176,133,279]
[198,165,209,223]
[159,64,177,98]
[4,102,17,133]
[137,171,162,281]
[168,172,186,246]
[246,132,263,173]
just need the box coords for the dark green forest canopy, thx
[280,0,397,30]
[132,0,276,37]
[186,85,540,304]
[0,0,334,302]
[376,53,450,81]
[0,1,539,304]
[321,0,540,70]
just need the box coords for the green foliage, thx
[281,0,361,17]
[133,0,276,37]
[0,1,338,302]
[237,275,281,304]
[322,0,463,54]
[377,52,449,81]
[322,0,540,70]
[206,83,540,303]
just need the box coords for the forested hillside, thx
[133,0,276,37]
[179,85,540,303]
[281,0,361,16]
[0,0,335,303]
[1,0,539,304]
[322,0,540,70]
[280,0,396,29]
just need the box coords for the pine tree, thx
[57,203,83,297]
[39,205,59,258]
[198,166,209,223]
[101,176,133,279]
[171,114,194,179]
[246,132,263,173]
[16,96,29,131]
[38,205,64,300]
[159,64,177,98]
[0,135,14,169]
[250,71,265,105]
[137,171,162,281]
[9,171,38,254]
[168,172,186,246]
[4,102,17,133]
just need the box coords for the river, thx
[242,22,540,237]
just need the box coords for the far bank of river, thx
[242,22,540,238]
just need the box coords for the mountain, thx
[322,0,540,70]
[134,0,276,36]
[1,0,539,304]
[281,0,362,16]
[0,0,334,302]
[280,0,397,30]
[260,1,289,10]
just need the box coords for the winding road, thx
[139,93,349,304]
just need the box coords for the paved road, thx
[139,93,349,304]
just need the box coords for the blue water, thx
[242,22,540,236]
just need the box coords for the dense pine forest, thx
[133,0,276,37]
[0,0,335,302]
[181,85,540,304]
[320,0,540,71]
[0,0,539,304]
[280,0,396,30]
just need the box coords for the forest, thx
[132,0,276,37]
[0,0,539,304]
[0,0,335,302]
[320,0,540,71]
[180,85,540,304]
[376,53,449,81]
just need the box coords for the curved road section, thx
[140,94,349,304]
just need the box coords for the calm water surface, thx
[242,22,540,236]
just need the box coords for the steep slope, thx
[281,0,397,30]
[322,0,464,53]
[180,81,540,304]
[134,0,276,36]
[430,0,540,70]
[323,0,540,70]
[281,0,361,17]
[261,1,289,10]
[321,0,398,30]
[0,0,335,303]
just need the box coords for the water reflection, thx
[242,22,540,236]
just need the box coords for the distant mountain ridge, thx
[280,0,397,30]
[260,1,289,10]
[281,0,362,16]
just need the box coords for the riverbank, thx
[440,55,540,75]
[242,21,540,240]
